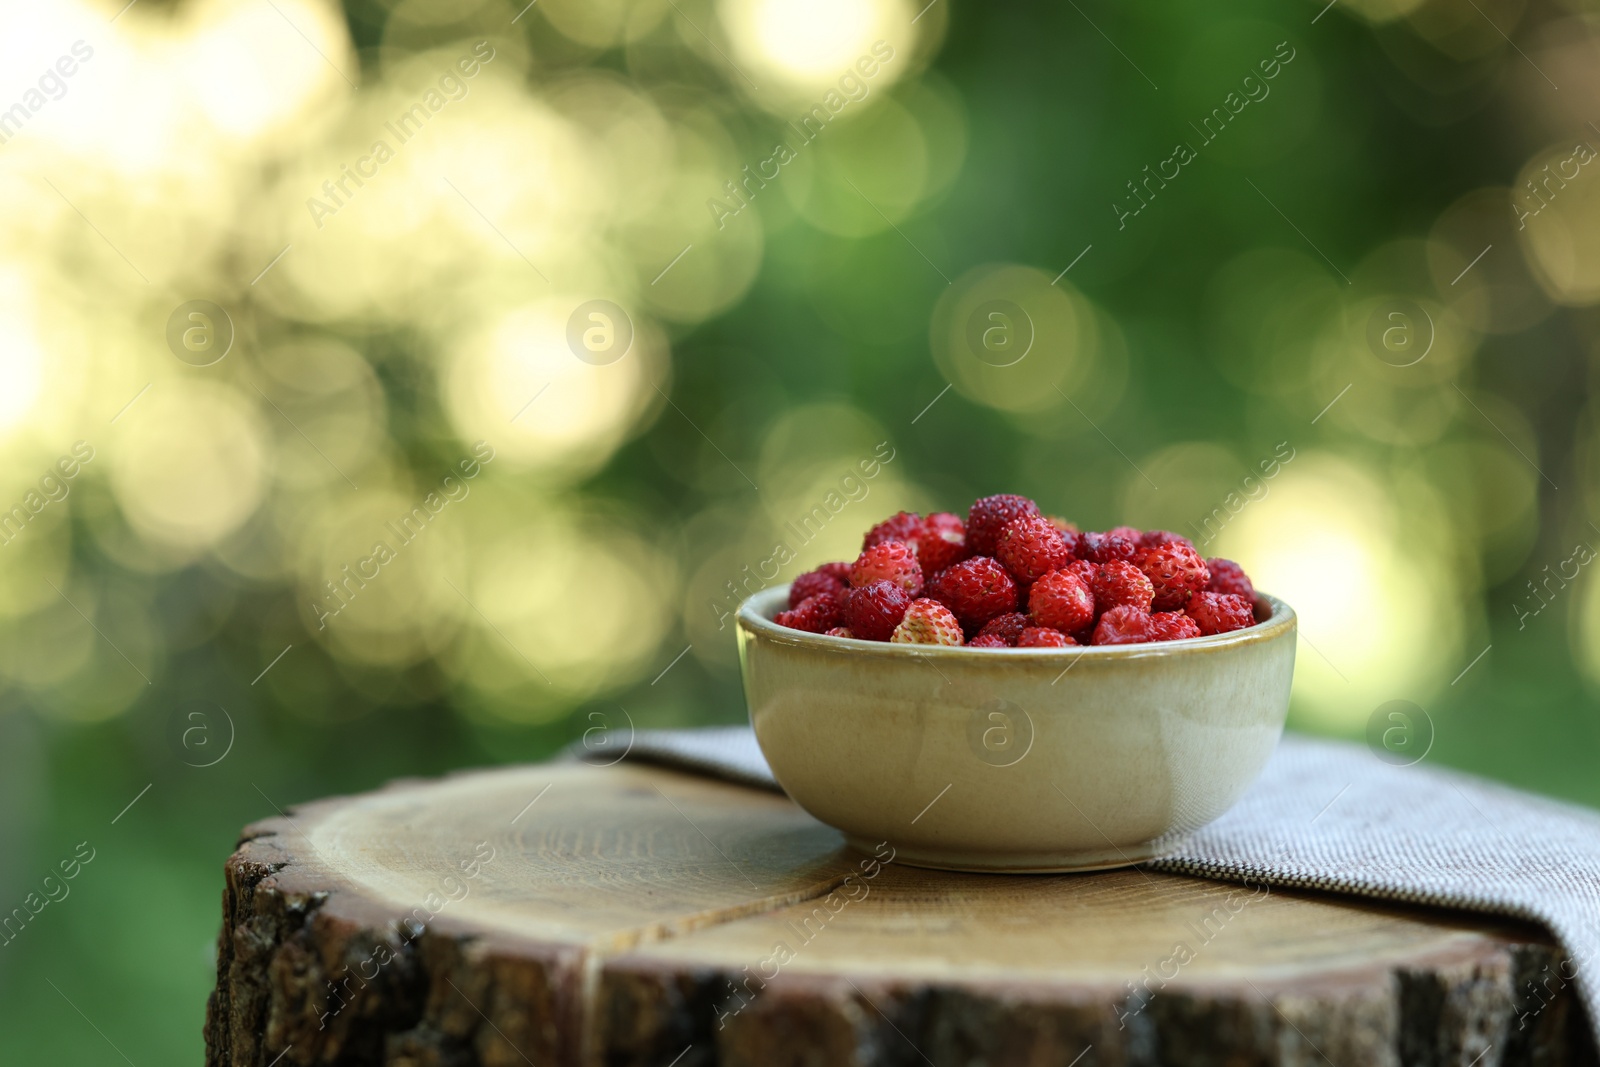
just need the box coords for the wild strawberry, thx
[1186,591,1254,636]
[1107,525,1143,543]
[1136,541,1209,611]
[1141,530,1190,550]
[774,592,842,633]
[891,598,964,646]
[789,568,846,608]
[863,511,922,552]
[1149,611,1201,642]
[927,556,1018,629]
[976,611,1029,646]
[1092,605,1153,645]
[1079,532,1139,564]
[1058,529,1084,560]
[1204,558,1256,601]
[1090,560,1155,615]
[1018,626,1076,647]
[1027,569,1095,633]
[844,579,911,641]
[915,512,969,575]
[966,633,1010,648]
[1043,516,1084,557]
[967,494,1041,557]
[1066,559,1098,585]
[825,626,854,638]
[817,561,853,584]
[996,515,1074,584]
[850,540,923,596]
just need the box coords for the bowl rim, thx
[737,584,1296,660]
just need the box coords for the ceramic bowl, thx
[737,585,1296,873]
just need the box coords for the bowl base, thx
[848,835,1168,874]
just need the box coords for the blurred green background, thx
[3,0,1599,1059]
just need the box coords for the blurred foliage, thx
[2,0,1600,1059]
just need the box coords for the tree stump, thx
[206,759,1597,1067]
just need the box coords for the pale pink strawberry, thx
[890,598,964,646]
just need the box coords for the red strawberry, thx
[1018,626,1076,648]
[1079,532,1139,564]
[774,592,842,633]
[1066,559,1098,585]
[1107,525,1143,543]
[1204,558,1256,601]
[966,633,1010,648]
[1092,605,1153,645]
[1186,591,1254,636]
[1149,611,1201,642]
[817,562,852,584]
[1090,559,1155,615]
[967,494,1041,557]
[976,611,1029,646]
[863,511,922,552]
[1027,569,1095,633]
[915,512,969,575]
[789,568,846,608]
[1046,515,1080,535]
[995,515,1074,584]
[1136,541,1209,611]
[927,556,1018,629]
[844,579,912,641]
[1141,530,1191,550]
[1058,528,1085,560]
[890,598,964,646]
[850,540,923,596]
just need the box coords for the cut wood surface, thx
[206,759,1597,1067]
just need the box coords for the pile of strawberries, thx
[773,494,1260,648]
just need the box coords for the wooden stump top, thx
[206,759,1595,1067]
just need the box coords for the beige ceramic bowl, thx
[737,585,1296,873]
